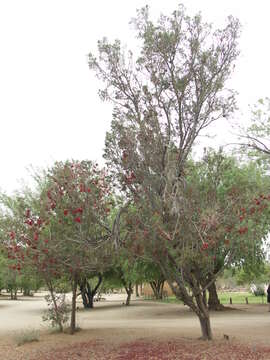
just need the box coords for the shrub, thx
[252,285,265,297]
[42,293,70,330]
[14,329,39,346]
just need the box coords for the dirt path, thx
[0,292,270,344]
[0,292,270,358]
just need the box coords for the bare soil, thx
[0,292,270,359]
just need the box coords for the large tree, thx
[89,5,240,339]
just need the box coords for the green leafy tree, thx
[239,98,270,163]
[89,5,240,340]
[187,150,270,310]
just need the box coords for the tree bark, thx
[47,280,63,333]
[70,274,78,335]
[79,274,102,309]
[158,260,213,340]
[199,314,213,340]
[125,282,133,306]
[150,279,165,299]
[135,283,139,297]
[208,282,224,311]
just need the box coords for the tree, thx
[78,272,103,309]
[186,150,270,310]
[239,98,270,162]
[89,5,240,340]
[1,160,113,334]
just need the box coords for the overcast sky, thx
[0,0,269,194]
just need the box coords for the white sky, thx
[0,0,269,194]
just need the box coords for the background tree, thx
[239,97,270,162]
[89,5,240,340]
[185,150,270,310]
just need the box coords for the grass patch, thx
[218,292,266,304]
[145,292,266,305]
[14,328,40,346]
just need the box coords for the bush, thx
[42,293,70,330]
[251,285,265,297]
[14,329,39,346]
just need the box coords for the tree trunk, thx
[70,275,78,335]
[79,274,102,309]
[199,314,213,340]
[135,283,139,297]
[150,279,165,299]
[23,288,31,296]
[208,282,224,311]
[47,281,63,333]
[125,282,133,306]
[158,260,213,341]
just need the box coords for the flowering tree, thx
[89,5,240,340]
[1,160,113,334]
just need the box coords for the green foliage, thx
[14,329,40,346]
[42,293,70,330]
[52,277,71,294]
[240,97,270,165]
[252,285,265,297]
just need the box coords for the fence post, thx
[229,297,232,305]
[245,297,248,304]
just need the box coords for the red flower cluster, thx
[202,242,209,250]
[238,227,248,235]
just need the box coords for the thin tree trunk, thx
[125,282,133,306]
[47,280,63,333]
[70,274,78,335]
[135,283,139,297]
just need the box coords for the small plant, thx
[252,285,265,297]
[14,329,39,346]
[42,293,70,331]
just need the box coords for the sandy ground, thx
[0,291,270,348]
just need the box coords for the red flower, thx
[75,217,81,223]
[202,242,209,250]
[76,207,83,214]
[63,209,69,216]
[25,219,34,226]
[87,188,91,193]
[9,231,16,240]
[34,233,39,241]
